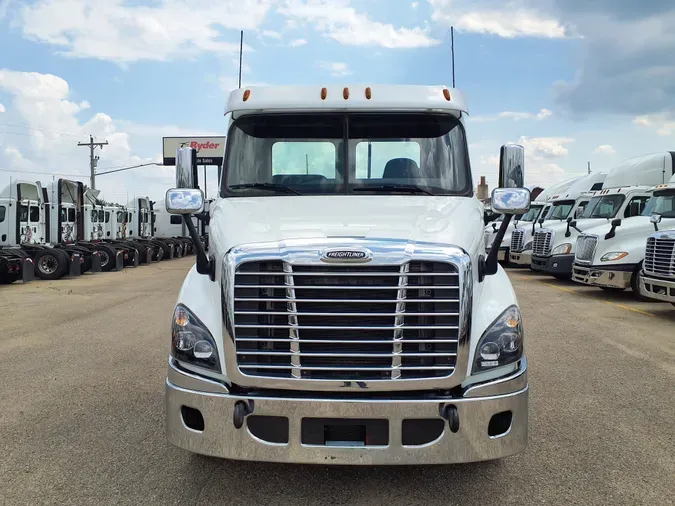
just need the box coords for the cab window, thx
[91,210,98,222]
[624,196,649,218]
[0,205,5,223]
[170,215,182,225]
[30,206,40,222]
[98,210,105,222]
[60,207,67,222]
[105,212,110,223]
[20,205,29,222]
[68,208,76,222]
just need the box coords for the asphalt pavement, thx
[1,259,673,506]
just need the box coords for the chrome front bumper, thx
[166,358,528,465]
[571,264,633,289]
[640,275,675,303]
[509,250,532,266]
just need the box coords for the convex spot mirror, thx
[492,188,531,215]
[166,188,204,215]
[499,143,525,188]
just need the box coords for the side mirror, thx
[491,188,531,215]
[611,218,622,227]
[165,188,204,215]
[498,144,525,188]
[176,147,199,189]
[566,217,573,223]
[650,213,661,231]
[605,218,622,240]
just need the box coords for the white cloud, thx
[289,38,307,47]
[593,144,616,155]
[633,112,675,136]
[412,2,419,7]
[318,61,352,77]
[13,0,266,63]
[260,30,282,39]
[0,103,5,113]
[280,0,439,48]
[519,136,574,158]
[0,68,211,203]
[471,108,553,122]
[428,0,568,39]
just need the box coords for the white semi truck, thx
[533,154,673,280]
[639,180,675,306]
[162,84,531,465]
[572,167,675,298]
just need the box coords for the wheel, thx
[95,244,118,271]
[33,249,68,280]
[126,241,149,263]
[630,263,650,302]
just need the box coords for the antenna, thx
[238,30,244,89]
[588,161,591,174]
[451,26,455,88]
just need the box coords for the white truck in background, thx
[162,84,532,465]
[639,180,675,306]
[529,172,608,278]
[571,160,675,298]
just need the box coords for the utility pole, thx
[78,135,108,190]
[451,26,455,88]
[588,161,591,174]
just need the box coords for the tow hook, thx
[440,403,460,433]
[233,400,254,429]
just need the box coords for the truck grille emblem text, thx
[321,249,372,262]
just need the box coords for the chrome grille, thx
[511,229,525,252]
[232,261,460,381]
[533,230,553,256]
[575,235,597,264]
[643,236,675,277]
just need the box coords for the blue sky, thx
[1,0,674,203]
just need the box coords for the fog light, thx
[480,342,500,361]
[193,340,214,359]
[174,331,196,351]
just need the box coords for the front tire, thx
[96,244,118,272]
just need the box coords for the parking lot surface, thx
[1,260,674,506]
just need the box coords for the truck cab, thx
[530,172,610,277]
[639,181,675,306]
[572,171,675,298]
[162,84,531,465]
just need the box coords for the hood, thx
[542,217,612,234]
[211,195,484,253]
[583,216,659,239]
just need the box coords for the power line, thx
[0,167,87,178]
[96,162,163,176]
[0,121,82,138]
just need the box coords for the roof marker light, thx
[343,87,350,100]
[242,89,251,101]
[365,87,372,99]
[443,89,451,101]
[321,87,327,100]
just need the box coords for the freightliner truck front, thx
[163,84,531,465]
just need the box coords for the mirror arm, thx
[604,221,621,240]
[194,211,210,226]
[653,222,659,232]
[183,215,214,280]
[480,215,514,281]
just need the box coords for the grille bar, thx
[511,229,525,252]
[233,260,460,381]
[533,230,553,256]
[575,235,598,264]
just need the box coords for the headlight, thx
[552,243,572,255]
[522,241,533,251]
[171,304,221,372]
[600,251,628,262]
[473,305,524,373]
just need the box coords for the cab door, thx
[30,201,44,243]
[18,200,34,244]
[61,205,77,243]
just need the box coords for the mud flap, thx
[133,250,140,267]
[22,258,35,283]
[113,251,124,271]
[91,252,102,273]
[169,244,175,259]
[69,253,82,277]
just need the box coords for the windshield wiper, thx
[353,184,434,196]
[229,183,301,195]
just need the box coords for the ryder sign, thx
[162,137,226,166]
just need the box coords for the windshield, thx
[518,205,543,222]
[548,200,575,220]
[582,195,625,218]
[642,192,675,218]
[222,113,471,196]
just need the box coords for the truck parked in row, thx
[572,164,675,298]
[163,84,532,465]
[639,178,675,306]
